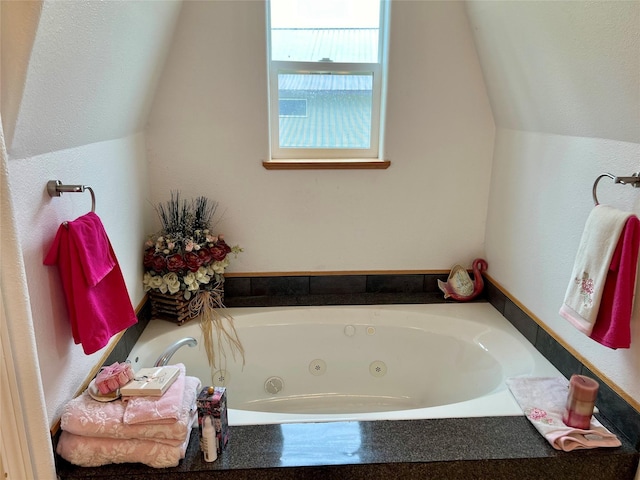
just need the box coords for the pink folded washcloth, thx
[61,375,200,446]
[123,364,187,425]
[506,376,621,452]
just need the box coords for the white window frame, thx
[266,1,390,163]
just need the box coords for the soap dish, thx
[87,379,121,402]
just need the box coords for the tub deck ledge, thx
[55,415,638,479]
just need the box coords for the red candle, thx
[563,374,599,429]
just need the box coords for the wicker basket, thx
[149,291,195,326]
[149,282,225,326]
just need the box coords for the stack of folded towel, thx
[57,364,201,468]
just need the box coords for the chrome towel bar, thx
[592,172,640,206]
[47,180,96,213]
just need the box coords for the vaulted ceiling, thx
[465,0,639,144]
[1,0,182,159]
[2,0,638,161]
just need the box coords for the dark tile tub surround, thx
[223,273,451,307]
[101,301,151,367]
[57,274,640,479]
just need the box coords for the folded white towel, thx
[506,376,621,452]
[560,205,632,335]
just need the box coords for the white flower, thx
[211,259,229,274]
[163,272,181,294]
[195,267,211,285]
[183,272,199,291]
[148,275,163,291]
[142,272,154,292]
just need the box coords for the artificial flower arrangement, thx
[143,192,244,371]
[143,194,241,300]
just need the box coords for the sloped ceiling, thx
[3,1,637,159]
[1,0,183,159]
[465,0,640,144]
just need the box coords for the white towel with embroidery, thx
[559,205,632,334]
[506,377,621,452]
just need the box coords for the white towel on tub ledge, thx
[506,377,621,452]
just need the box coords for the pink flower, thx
[582,279,594,295]
[527,408,548,421]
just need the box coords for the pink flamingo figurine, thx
[437,258,488,301]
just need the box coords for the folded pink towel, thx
[44,212,138,354]
[60,375,200,446]
[560,206,634,336]
[506,377,621,451]
[57,419,193,468]
[589,216,640,349]
[123,364,187,425]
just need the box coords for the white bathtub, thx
[126,303,563,426]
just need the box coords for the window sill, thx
[262,159,391,170]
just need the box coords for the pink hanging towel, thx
[589,215,640,349]
[44,212,137,354]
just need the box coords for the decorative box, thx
[120,366,180,397]
[196,386,229,453]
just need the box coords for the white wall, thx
[7,134,150,423]
[1,0,182,431]
[467,0,640,407]
[486,130,640,402]
[146,0,495,273]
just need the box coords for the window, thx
[266,0,390,166]
[279,98,308,117]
